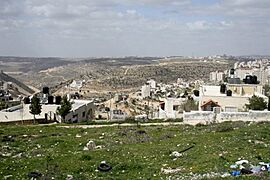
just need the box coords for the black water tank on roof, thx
[43,87,49,94]
[193,90,199,97]
[252,75,258,84]
[24,97,30,104]
[244,75,252,84]
[227,90,232,96]
[230,69,235,75]
[220,84,226,94]
[55,96,62,105]
[48,96,54,104]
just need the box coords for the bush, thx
[246,95,267,110]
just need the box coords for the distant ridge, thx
[0,71,35,95]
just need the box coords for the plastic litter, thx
[240,168,253,174]
[179,145,195,153]
[251,166,261,173]
[28,172,42,178]
[97,161,112,172]
[66,174,73,180]
[230,170,240,176]
[257,162,270,171]
[229,160,270,176]
[235,160,249,165]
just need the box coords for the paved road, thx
[59,122,184,129]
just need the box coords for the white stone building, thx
[158,98,185,119]
[147,79,157,89]
[70,80,84,89]
[209,71,225,82]
[199,84,268,112]
[0,99,95,123]
[141,84,151,98]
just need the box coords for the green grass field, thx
[1,121,270,179]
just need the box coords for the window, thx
[82,111,85,117]
[173,105,179,111]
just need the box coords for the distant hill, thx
[0,56,75,73]
[0,71,35,96]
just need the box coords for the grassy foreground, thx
[1,121,270,179]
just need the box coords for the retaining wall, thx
[184,110,270,125]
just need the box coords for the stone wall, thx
[184,110,270,125]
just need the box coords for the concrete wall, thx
[65,101,95,122]
[184,110,270,125]
[183,111,215,125]
[0,100,95,123]
[0,104,61,123]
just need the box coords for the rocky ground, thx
[0,121,270,179]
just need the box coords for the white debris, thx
[83,140,96,150]
[66,175,73,180]
[170,151,182,158]
[161,167,182,174]
[75,134,82,138]
[4,175,13,179]
[235,160,249,165]
[1,153,12,157]
[12,153,22,158]
[95,145,103,149]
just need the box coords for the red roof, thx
[201,99,220,107]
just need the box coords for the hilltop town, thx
[1,55,270,179]
[1,55,270,124]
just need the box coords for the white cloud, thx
[187,21,209,31]
[0,0,269,57]
[187,20,233,31]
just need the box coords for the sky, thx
[0,0,270,57]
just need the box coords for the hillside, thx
[1,121,270,179]
[53,58,232,97]
[0,56,234,97]
[0,71,35,95]
[0,56,75,73]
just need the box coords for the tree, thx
[245,95,267,110]
[0,100,7,110]
[105,107,110,120]
[181,99,198,112]
[264,85,270,96]
[56,96,72,122]
[29,95,42,122]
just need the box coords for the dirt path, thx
[59,122,184,129]
[124,67,130,75]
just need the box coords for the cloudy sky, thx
[0,0,269,57]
